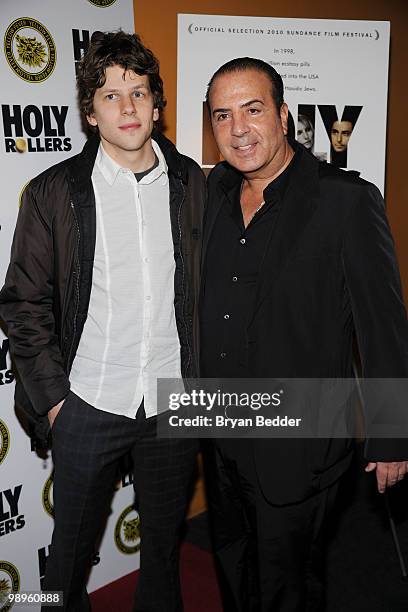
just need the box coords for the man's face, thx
[208,69,289,178]
[330,120,353,153]
[87,64,158,162]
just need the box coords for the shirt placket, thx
[218,231,248,361]
[127,175,150,405]
[137,183,153,405]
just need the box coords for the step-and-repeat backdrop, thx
[177,15,390,195]
[0,1,139,608]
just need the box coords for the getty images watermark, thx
[167,388,302,430]
[156,378,408,439]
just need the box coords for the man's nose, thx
[120,95,136,115]
[231,114,249,137]
[336,132,342,143]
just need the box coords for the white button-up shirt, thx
[70,140,181,418]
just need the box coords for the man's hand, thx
[365,461,408,493]
[47,398,65,428]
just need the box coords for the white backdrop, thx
[177,15,389,194]
[0,2,139,608]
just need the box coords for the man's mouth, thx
[119,123,141,131]
[233,143,257,153]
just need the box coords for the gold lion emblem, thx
[16,34,47,68]
[0,577,11,606]
[123,518,139,542]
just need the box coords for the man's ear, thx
[153,108,159,122]
[280,103,289,135]
[87,114,97,128]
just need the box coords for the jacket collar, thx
[152,129,187,183]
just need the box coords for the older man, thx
[200,57,408,611]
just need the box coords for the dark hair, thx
[205,57,284,113]
[77,30,165,119]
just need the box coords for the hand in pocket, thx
[48,397,66,428]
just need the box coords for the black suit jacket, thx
[202,143,408,505]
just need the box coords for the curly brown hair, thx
[77,30,165,120]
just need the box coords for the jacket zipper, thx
[66,200,80,372]
[177,180,192,376]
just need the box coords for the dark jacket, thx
[202,143,408,504]
[0,131,205,444]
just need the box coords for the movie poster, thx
[177,15,389,194]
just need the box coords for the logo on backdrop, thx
[0,560,20,611]
[4,18,56,83]
[0,486,25,539]
[0,422,10,468]
[37,545,50,589]
[87,0,118,7]
[72,29,91,75]
[114,505,140,554]
[0,341,14,387]
[42,475,54,518]
[1,105,72,154]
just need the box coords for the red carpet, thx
[90,542,223,611]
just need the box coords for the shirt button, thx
[220,352,227,358]
[240,238,246,244]
[232,276,238,282]
[146,296,151,301]
[144,257,149,263]
[224,314,230,320]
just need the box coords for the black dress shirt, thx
[201,152,298,378]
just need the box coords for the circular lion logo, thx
[87,0,118,7]
[4,18,56,83]
[42,474,54,518]
[0,561,20,612]
[114,505,140,554]
[0,421,10,467]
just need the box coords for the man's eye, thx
[105,94,117,100]
[133,91,144,98]
[216,113,229,121]
[248,108,260,115]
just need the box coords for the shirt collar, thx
[263,145,299,202]
[95,138,168,187]
[95,142,122,186]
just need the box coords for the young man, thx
[0,31,205,611]
[201,57,408,611]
